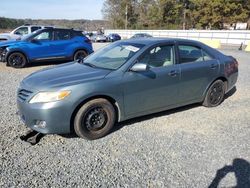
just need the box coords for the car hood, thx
[21,62,112,90]
[0,33,11,37]
[0,33,20,40]
[0,40,25,47]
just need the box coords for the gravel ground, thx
[0,44,249,187]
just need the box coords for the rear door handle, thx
[210,64,218,69]
[168,70,179,77]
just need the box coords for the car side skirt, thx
[121,98,201,122]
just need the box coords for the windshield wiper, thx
[81,62,114,71]
[83,62,98,68]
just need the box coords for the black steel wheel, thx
[7,52,27,68]
[73,50,88,62]
[203,80,225,107]
[84,107,108,131]
[74,98,116,140]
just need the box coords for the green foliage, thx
[0,17,25,29]
[188,0,250,29]
[0,17,109,31]
[102,0,250,29]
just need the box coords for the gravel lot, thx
[0,43,249,187]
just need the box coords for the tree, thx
[102,0,250,29]
[188,0,250,29]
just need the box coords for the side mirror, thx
[130,63,149,72]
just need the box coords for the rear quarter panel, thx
[66,36,93,57]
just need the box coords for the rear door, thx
[50,29,73,58]
[177,42,219,103]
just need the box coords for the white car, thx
[0,25,53,42]
[90,34,107,42]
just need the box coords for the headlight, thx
[29,90,71,104]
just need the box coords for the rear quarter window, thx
[73,31,84,37]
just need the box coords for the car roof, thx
[122,37,224,58]
[37,28,81,32]
[124,37,202,45]
[20,25,53,27]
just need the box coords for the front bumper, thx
[17,96,73,134]
[0,48,7,62]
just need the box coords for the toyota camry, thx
[17,38,238,140]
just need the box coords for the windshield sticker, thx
[124,45,140,52]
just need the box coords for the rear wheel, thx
[7,52,27,68]
[73,50,88,62]
[74,98,116,140]
[203,80,225,107]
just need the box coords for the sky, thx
[0,0,105,20]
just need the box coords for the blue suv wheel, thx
[73,50,88,62]
[7,52,27,68]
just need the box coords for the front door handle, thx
[168,70,179,77]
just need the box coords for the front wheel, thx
[203,80,225,107]
[74,98,116,140]
[7,52,27,68]
[73,50,88,62]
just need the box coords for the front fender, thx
[6,47,30,62]
[71,91,124,122]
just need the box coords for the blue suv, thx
[0,28,93,68]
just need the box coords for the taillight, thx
[233,59,238,69]
[225,57,238,76]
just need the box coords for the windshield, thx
[83,42,144,70]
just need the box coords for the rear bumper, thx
[226,71,238,93]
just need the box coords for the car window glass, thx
[14,27,28,35]
[178,45,203,63]
[84,43,144,70]
[202,50,213,61]
[139,45,175,68]
[73,31,83,37]
[54,30,71,40]
[104,46,131,58]
[31,27,41,32]
[34,31,52,41]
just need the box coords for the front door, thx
[27,30,56,60]
[123,44,181,116]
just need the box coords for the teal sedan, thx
[17,38,238,140]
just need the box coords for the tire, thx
[7,52,27,68]
[73,50,88,62]
[74,98,116,140]
[203,80,225,107]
